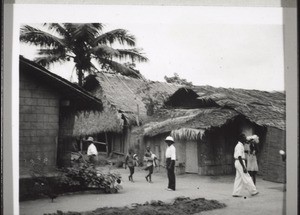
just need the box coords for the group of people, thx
[124,136,176,191]
[86,133,261,196]
[232,133,259,197]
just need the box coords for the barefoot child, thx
[144,146,158,183]
[125,150,138,182]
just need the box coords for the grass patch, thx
[45,197,226,215]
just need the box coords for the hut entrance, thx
[185,141,198,173]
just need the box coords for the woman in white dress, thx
[246,135,259,185]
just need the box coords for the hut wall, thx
[19,71,60,175]
[127,129,144,163]
[259,127,286,183]
[197,117,254,175]
[198,129,234,175]
[175,140,187,169]
[144,134,166,166]
[112,134,123,153]
[144,133,186,174]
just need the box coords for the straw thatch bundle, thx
[171,128,205,141]
[73,99,124,136]
[143,108,238,138]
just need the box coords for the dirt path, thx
[19,167,285,215]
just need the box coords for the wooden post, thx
[136,104,140,126]
[111,135,114,152]
[55,136,58,166]
[105,132,109,157]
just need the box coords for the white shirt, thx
[234,141,245,159]
[166,144,176,160]
[87,143,98,156]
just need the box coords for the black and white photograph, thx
[2,1,298,215]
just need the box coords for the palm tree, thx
[20,23,148,86]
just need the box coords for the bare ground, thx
[19,166,285,215]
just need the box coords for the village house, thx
[77,73,182,159]
[139,86,286,183]
[20,56,286,184]
[19,56,103,176]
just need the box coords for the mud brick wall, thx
[19,72,60,174]
[259,127,286,183]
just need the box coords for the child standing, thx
[144,146,158,183]
[125,150,138,182]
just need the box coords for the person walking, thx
[232,134,259,197]
[246,135,259,185]
[244,140,250,167]
[144,146,158,183]
[125,150,138,182]
[165,136,176,191]
[86,137,98,168]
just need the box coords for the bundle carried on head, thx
[246,134,259,144]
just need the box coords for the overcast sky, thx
[17,5,284,91]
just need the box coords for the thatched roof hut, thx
[192,86,285,130]
[81,73,182,130]
[142,85,285,140]
[140,86,285,181]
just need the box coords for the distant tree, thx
[164,73,193,87]
[20,23,148,86]
[137,82,168,116]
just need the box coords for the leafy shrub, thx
[60,163,122,192]
[28,154,60,201]
[23,155,122,201]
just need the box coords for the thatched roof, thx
[143,108,239,138]
[143,85,285,140]
[192,86,285,130]
[89,72,182,125]
[72,99,124,136]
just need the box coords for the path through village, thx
[20,167,285,215]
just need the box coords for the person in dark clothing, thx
[165,136,176,191]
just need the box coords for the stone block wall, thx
[19,72,60,174]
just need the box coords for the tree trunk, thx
[77,69,83,86]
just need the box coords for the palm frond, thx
[34,55,66,67]
[81,61,99,74]
[20,25,65,47]
[116,48,148,62]
[37,48,66,57]
[70,24,103,42]
[91,45,120,58]
[97,58,142,79]
[43,23,70,39]
[94,29,136,46]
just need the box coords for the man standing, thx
[87,137,98,167]
[165,136,176,191]
[232,134,259,197]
